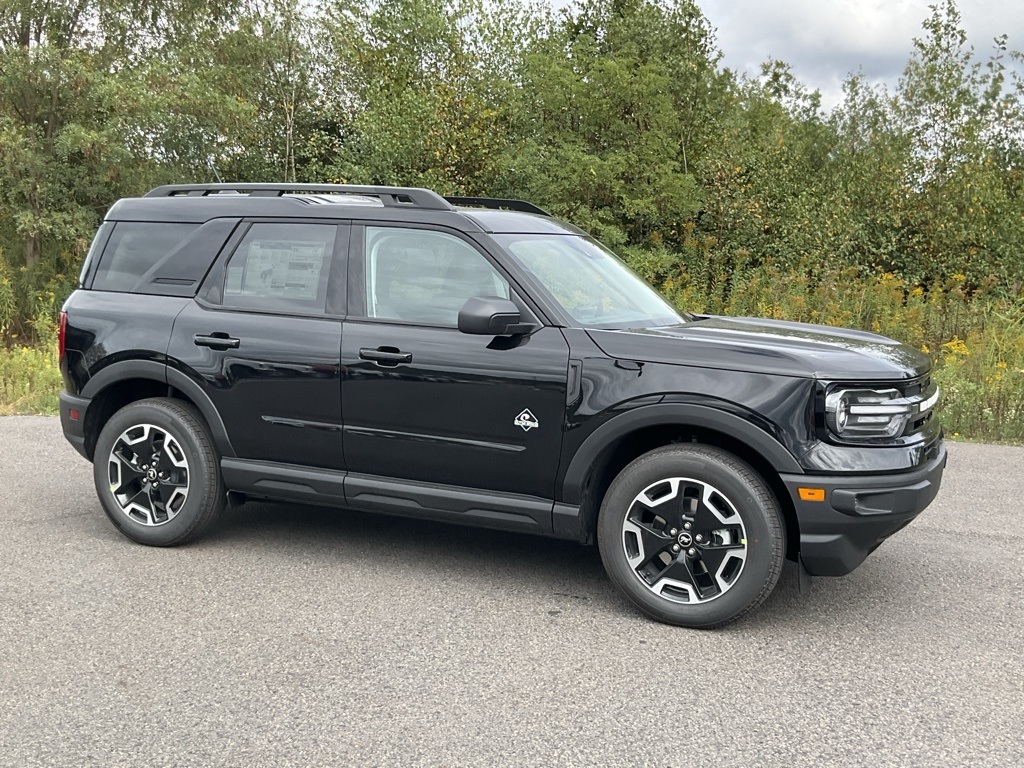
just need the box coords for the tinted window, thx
[93,223,198,292]
[223,223,337,313]
[79,222,113,287]
[364,226,509,326]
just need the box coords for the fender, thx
[166,367,237,458]
[79,359,236,458]
[560,402,803,505]
[80,359,167,399]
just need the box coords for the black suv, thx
[59,183,946,627]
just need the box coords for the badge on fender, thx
[514,409,539,431]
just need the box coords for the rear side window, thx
[222,223,337,313]
[78,222,113,287]
[93,223,199,292]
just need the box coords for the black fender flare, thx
[81,359,166,399]
[560,403,803,505]
[80,359,236,458]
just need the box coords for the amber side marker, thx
[798,487,826,502]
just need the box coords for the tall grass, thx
[0,280,65,415]
[0,342,61,415]
[3,264,1023,442]
[627,250,1024,444]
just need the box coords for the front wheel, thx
[92,398,225,546]
[597,444,785,628]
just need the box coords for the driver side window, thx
[364,226,509,326]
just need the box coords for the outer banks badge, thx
[514,408,540,432]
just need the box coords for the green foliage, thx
[626,258,1024,443]
[1,0,1023,439]
[209,0,328,182]
[319,0,519,192]
[496,0,721,248]
[0,0,250,335]
[0,339,60,414]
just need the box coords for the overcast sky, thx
[698,0,1024,108]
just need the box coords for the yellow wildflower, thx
[942,338,969,356]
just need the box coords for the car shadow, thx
[206,498,608,586]
[188,499,886,629]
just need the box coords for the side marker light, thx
[798,487,826,502]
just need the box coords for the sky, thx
[698,0,1024,109]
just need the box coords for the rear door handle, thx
[194,333,240,350]
[359,347,412,366]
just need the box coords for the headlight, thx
[825,387,924,440]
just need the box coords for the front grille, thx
[902,375,931,398]
[900,376,939,438]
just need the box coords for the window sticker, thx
[230,240,327,301]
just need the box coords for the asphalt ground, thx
[0,416,1021,767]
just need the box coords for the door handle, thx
[359,347,412,365]
[194,333,241,350]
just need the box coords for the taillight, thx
[58,310,67,363]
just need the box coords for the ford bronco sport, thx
[58,183,946,627]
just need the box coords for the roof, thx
[105,184,585,236]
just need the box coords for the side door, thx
[169,220,348,470]
[341,223,570,503]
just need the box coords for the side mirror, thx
[458,296,528,335]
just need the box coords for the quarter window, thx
[364,226,509,325]
[223,223,337,312]
[93,223,198,292]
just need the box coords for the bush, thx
[0,341,61,415]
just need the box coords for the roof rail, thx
[445,196,550,216]
[144,183,454,211]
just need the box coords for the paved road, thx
[0,416,1021,767]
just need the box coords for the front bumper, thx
[781,442,947,576]
[59,390,92,460]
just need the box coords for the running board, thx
[220,458,567,536]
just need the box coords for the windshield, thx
[495,234,683,328]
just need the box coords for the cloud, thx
[700,0,1024,107]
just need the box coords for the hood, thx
[587,315,931,381]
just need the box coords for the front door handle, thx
[195,333,241,350]
[359,347,412,366]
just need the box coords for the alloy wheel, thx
[106,423,190,526]
[621,477,748,604]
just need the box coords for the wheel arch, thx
[79,361,235,461]
[562,404,801,558]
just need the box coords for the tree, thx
[210,0,324,182]
[499,0,724,248]
[319,0,519,192]
[0,1,242,281]
[889,0,1024,283]
[0,0,262,341]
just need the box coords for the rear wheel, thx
[93,398,224,546]
[597,444,785,628]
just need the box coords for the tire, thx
[597,444,785,628]
[92,397,225,546]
